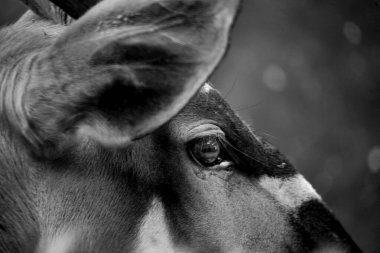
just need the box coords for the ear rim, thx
[19,0,50,19]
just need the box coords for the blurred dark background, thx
[1,0,379,252]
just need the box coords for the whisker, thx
[223,75,239,100]
[236,101,263,112]
[260,132,278,140]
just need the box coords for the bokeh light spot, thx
[367,146,380,174]
[263,65,287,92]
[343,21,362,45]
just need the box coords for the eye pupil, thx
[190,136,221,166]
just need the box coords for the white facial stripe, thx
[259,174,321,209]
[38,229,78,253]
[136,199,186,253]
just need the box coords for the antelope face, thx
[142,84,362,252]
[0,0,361,253]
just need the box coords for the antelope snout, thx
[293,200,362,253]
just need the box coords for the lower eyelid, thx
[219,161,234,169]
[208,161,234,171]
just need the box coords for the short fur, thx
[0,1,362,253]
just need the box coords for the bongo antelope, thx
[0,0,362,252]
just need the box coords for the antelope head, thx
[0,0,362,252]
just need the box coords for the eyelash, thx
[187,134,232,168]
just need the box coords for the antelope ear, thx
[23,0,240,152]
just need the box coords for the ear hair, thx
[48,0,101,19]
[20,0,74,24]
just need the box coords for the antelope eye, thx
[188,136,223,167]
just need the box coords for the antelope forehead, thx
[259,174,322,209]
